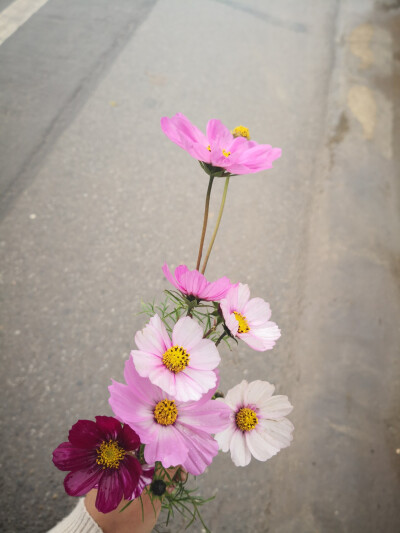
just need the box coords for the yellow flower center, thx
[96,440,125,469]
[232,125,250,140]
[236,407,258,432]
[222,149,231,157]
[154,399,178,426]
[162,345,190,373]
[234,311,250,333]
[207,145,211,151]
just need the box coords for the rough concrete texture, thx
[0,0,399,532]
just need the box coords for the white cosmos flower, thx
[215,380,294,467]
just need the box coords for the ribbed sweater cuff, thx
[48,498,102,533]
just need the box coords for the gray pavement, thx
[0,1,399,532]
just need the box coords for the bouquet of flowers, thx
[52,114,294,531]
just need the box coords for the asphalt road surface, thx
[1,1,399,532]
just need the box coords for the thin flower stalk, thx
[201,176,230,274]
[196,175,214,270]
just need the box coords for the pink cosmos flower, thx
[161,113,281,175]
[215,380,294,467]
[109,358,231,476]
[220,283,281,351]
[162,263,233,301]
[52,416,151,513]
[131,314,220,402]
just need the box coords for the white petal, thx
[215,423,236,452]
[230,429,252,467]
[244,380,275,405]
[225,380,248,410]
[245,428,278,461]
[258,418,294,450]
[258,395,293,419]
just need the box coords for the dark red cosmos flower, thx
[52,415,151,513]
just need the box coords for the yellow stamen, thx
[222,149,231,157]
[154,399,178,426]
[236,407,258,432]
[162,345,190,373]
[96,440,125,469]
[234,311,250,333]
[207,145,211,151]
[232,125,250,140]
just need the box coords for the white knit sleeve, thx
[48,499,103,533]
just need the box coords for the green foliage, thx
[141,290,235,349]
[152,463,214,533]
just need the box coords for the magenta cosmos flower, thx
[131,314,220,402]
[109,358,231,476]
[162,263,234,301]
[161,113,281,175]
[220,283,281,351]
[52,416,151,513]
[215,380,294,467]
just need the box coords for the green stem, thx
[201,176,230,275]
[196,176,214,271]
[215,331,227,346]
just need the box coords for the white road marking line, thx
[0,0,50,47]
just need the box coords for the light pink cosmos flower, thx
[162,263,234,301]
[220,283,281,351]
[131,314,220,402]
[161,113,281,175]
[215,380,294,467]
[109,358,231,475]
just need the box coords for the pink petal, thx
[178,427,219,475]
[240,322,281,351]
[206,119,233,149]
[180,270,207,297]
[223,311,239,337]
[175,368,217,401]
[124,357,162,405]
[108,381,157,440]
[144,425,188,468]
[188,340,220,370]
[131,349,162,378]
[161,114,211,163]
[135,315,171,355]
[244,297,272,324]
[178,398,231,433]
[162,263,180,291]
[172,316,203,351]
[148,362,177,396]
[173,264,190,289]
[201,276,234,300]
